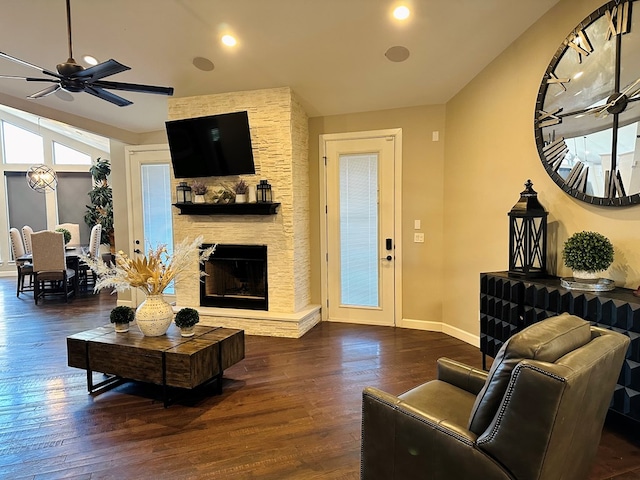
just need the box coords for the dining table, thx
[17,245,89,295]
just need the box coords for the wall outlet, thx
[414,233,425,243]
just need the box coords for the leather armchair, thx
[361,314,630,480]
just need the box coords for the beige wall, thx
[443,0,640,340]
[309,105,446,325]
[12,0,639,343]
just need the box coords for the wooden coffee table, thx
[67,324,244,407]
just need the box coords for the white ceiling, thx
[0,0,560,134]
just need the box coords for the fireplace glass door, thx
[201,244,268,310]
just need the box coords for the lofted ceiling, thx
[0,0,560,134]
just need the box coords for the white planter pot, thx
[113,323,130,333]
[179,325,196,337]
[572,270,602,280]
[235,194,247,204]
[194,194,206,203]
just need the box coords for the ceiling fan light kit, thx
[0,0,174,107]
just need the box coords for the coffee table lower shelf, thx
[67,324,245,407]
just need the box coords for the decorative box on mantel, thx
[173,202,280,215]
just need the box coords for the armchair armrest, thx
[437,357,488,395]
[362,386,512,480]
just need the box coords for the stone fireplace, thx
[169,87,321,338]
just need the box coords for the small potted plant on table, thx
[174,307,200,337]
[55,227,71,245]
[110,305,136,333]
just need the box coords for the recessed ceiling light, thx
[385,46,410,62]
[193,57,215,72]
[83,55,98,66]
[221,35,237,47]
[393,6,410,20]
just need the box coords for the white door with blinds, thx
[126,145,174,306]
[321,130,401,327]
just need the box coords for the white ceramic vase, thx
[135,295,173,336]
[235,193,247,204]
[572,270,601,280]
[194,194,206,204]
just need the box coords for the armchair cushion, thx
[468,313,591,435]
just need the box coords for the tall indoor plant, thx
[84,157,114,253]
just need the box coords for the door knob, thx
[380,255,393,261]
[134,249,141,254]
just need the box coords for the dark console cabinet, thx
[480,271,640,423]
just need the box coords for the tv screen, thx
[166,111,256,178]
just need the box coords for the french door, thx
[320,130,402,326]
[126,145,174,306]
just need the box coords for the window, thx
[1,121,44,165]
[53,141,92,165]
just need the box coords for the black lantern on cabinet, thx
[257,179,272,203]
[508,180,548,278]
[176,181,192,203]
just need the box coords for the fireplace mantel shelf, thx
[173,202,280,215]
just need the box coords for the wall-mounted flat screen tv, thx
[166,111,256,178]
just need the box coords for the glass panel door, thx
[140,164,174,293]
[325,134,396,326]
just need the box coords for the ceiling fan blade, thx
[84,85,132,107]
[91,80,174,96]
[0,75,58,83]
[73,59,130,81]
[28,84,61,99]
[0,51,62,79]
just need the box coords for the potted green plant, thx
[55,227,71,245]
[234,179,249,204]
[84,157,114,254]
[174,307,200,337]
[562,231,614,279]
[192,181,208,203]
[110,305,135,333]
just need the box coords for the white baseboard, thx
[399,318,479,347]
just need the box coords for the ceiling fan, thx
[0,0,173,107]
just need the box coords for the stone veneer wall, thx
[168,87,312,320]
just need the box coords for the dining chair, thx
[31,230,76,304]
[79,223,102,291]
[55,222,81,246]
[9,227,34,297]
[21,225,33,254]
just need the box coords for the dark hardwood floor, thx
[0,276,638,479]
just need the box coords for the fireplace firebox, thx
[200,244,268,310]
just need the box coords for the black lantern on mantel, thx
[257,179,272,203]
[176,181,192,204]
[508,180,548,278]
